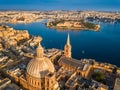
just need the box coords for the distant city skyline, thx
[0,0,120,11]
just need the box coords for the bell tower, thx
[64,33,72,58]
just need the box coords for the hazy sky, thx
[0,0,120,11]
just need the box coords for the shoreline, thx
[47,25,100,31]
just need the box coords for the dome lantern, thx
[36,42,44,58]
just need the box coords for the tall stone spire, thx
[64,33,72,58]
[36,42,44,58]
[67,33,70,45]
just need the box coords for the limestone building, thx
[20,42,59,90]
[58,34,92,79]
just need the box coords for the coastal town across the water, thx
[0,10,120,24]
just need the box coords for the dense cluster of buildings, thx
[0,11,120,24]
[0,25,29,49]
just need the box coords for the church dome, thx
[26,43,55,79]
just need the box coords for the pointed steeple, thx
[36,42,44,58]
[64,33,72,58]
[67,33,70,45]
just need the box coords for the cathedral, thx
[20,42,59,90]
[19,33,72,90]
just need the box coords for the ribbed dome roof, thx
[26,43,55,79]
[26,57,55,78]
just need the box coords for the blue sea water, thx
[6,22,120,66]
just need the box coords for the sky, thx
[0,0,120,11]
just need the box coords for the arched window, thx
[32,79,33,84]
[38,82,39,86]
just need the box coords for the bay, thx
[6,22,120,66]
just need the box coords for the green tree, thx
[92,72,105,82]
